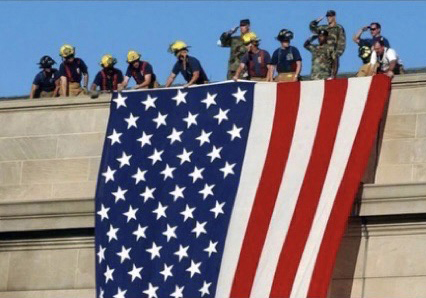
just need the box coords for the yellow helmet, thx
[168,40,189,55]
[100,54,117,68]
[127,50,141,63]
[242,32,259,45]
[60,44,75,58]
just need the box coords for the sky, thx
[0,1,425,97]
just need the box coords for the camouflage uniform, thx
[304,39,336,80]
[220,32,247,79]
[309,20,346,57]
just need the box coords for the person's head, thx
[38,55,56,72]
[242,32,259,52]
[326,10,336,25]
[127,50,141,68]
[276,29,294,48]
[358,45,372,64]
[59,44,75,62]
[369,22,381,37]
[373,38,386,55]
[239,19,250,35]
[168,40,189,60]
[100,54,117,69]
[318,29,329,44]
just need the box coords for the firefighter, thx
[165,40,208,88]
[30,56,60,99]
[233,32,271,82]
[90,55,124,93]
[120,50,158,90]
[58,44,89,97]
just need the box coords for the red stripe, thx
[230,82,301,297]
[307,75,391,297]
[270,79,349,297]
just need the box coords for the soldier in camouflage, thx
[309,10,345,73]
[218,19,250,79]
[304,29,337,80]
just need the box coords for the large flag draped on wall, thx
[95,76,391,298]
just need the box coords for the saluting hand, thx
[316,16,324,23]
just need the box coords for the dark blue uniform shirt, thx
[270,46,302,73]
[172,56,208,84]
[32,69,60,92]
[125,61,156,85]
[240,49,271,78]
[59,58,88,83]
[93,68,124,91]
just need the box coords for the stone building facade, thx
[0,74,426,297]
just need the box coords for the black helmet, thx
[38,55,56,69]
[277,29,294,42]
[358,45,372,64]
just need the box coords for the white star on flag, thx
[107,225,119,242]
[160,164,176,180]
[167,128,183,144]
[108,129,122,145]
[116,246,131,263]
[199,281,212,297]
[227,124,243,140]
[170,185,186,201]
[189,166,204,183]
[141,94,157,110]
[172,89,188,106]
[128,264,143,282]
[152,112,168,128]
[162,224,178,242]
[220,161,236,178]
[140,186,156,202]
[174,244,189,262]
[133,224,148,241]
[159,263,174,281]
[177,148,193,165]
[210,200,225,218]
[143,282,159,298]
[132,168,147,184]
[207,145,222,162]
[201,92,217,109]
[137,131,152,148]
[196,129,212,146]
[152,202,168,220]
[113,93,127,108]
[146,242,162,260]
[170,285,185,298]
[148,148,163,165]
[102,166,116,183]
[199,183,215,199]
[112,186,127,203]
[180,204,195,222]
[97,245,106,264]
[104,265,115,283]
[97,204,109,221]
[232,87,247,103]
[183,112,198,128]
[214,108,230,124]
[116,152,132,168]
[192,221,207,238]
[204,241,218,257]
[186,260,202,278]
[123,205,138,222]
[124,113,139,129]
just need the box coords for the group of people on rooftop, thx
[30,9,403,99]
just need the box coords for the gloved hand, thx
[227,26,239,35]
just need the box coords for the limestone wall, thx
[1,75,426,297]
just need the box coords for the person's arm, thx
[83,73,89,90]
[336,26,346,57]
[304,35,317,50]
[309,16,323,33]
[133,74,152,89]
[165,73,177,88]
[330,50,338,78]
[353,26,368,44]
[29,84,38,99]
[219,27,238,47]
[119,76,130,91]
[267,65,276,82]
[60,76,68,97]
[294,61,302,81]
[52,79,60,97]
[233,63,245,81]
[90,83,97,91]
[184,71,200,87]
[385,49,398,77]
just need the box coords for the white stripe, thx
[250,80,325,297]
[216,83,277,297]
[291,76,372,298]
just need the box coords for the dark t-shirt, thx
[93,68,124,91]
[172,56,208,84]
[59,58,88,83]
[359,36,390,48]
[33,69,60,92]
[240,49,271,78]
[125,61,156,85]
[270,46,302,73]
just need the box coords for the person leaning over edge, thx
[30,56,60,99]
[91,54,124,93]
[120,50,159,90]
[165,40,209,88]
[58,44,89,97]
[353,22,390,48]
[233,32,271,82]
[267,29,302,82]
[370,38,404,78]
[304,29,337,80]
[356,45,377,77]
[218,19,251,80]
[310,10,345,73]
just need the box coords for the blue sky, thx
[1,1,425,97]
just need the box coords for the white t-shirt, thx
[370,47,402,72]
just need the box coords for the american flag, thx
[95,76,391,298]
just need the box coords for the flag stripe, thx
[290,76,373,298]
[230,82,301,297]
[269,79,348,297]
[250,80,325,298]
[215,83,277,298]
[307,75,391,297]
